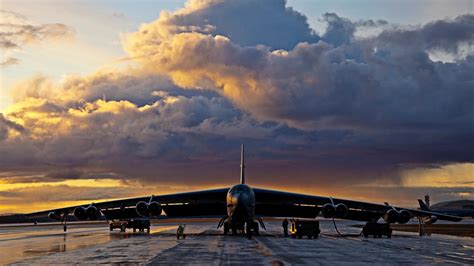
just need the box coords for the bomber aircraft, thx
[27,145,462,237]
[418,199,474,218]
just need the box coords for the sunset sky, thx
[0,0,473,214]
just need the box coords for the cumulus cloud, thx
[127,0,318,51]
[0,9,75,66]
[123,0,473,179]
[1,0,473,208]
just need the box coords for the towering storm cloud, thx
[1,0,472,210]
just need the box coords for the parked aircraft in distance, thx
[418,198,474,219]
[28,145,462,237]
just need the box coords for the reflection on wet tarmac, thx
[1,220,473,265]
[0,223,175,265]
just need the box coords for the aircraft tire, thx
[223,223,229,235]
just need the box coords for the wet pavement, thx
[1,220,473,265]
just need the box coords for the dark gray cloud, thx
[322,13,356,46]
[376,14,474,54]
[140,0,318,50]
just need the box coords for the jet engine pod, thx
[86,206,101,220]
[383,209,400,223]
[136,201,149,217]
[335,203,349,218]
[148,201,162,216]
[424,215,438,225]
[74,206,88,220]
[398,209,411,224]
[322,203,336,218]
[48,211,61,221]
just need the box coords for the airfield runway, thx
[1,220,473,265]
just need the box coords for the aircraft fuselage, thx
[226,184,255,232]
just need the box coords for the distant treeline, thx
[0,214,49,224]
[0,214,100,224]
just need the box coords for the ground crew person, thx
[282,218,289,237]
[177,224,186,239]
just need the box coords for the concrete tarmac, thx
[1,220,473,265]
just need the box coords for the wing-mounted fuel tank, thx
[423,215,438,225]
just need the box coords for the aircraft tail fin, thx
[418,199,430,211]
[240,144,245,184]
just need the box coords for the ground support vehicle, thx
[362,222,392,238]
[109,219,151,233]
[290,220,320,239]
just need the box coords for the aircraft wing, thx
[26,187,462,223]
[26,188,229,219]
[253,188,463,222]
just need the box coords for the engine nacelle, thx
[74,206,88,220]
[424,215,438,225]
[85,206,101,220]
[136,201,149,217]
[322,203,336,218]
[48,211,61,221]
[383,209,400,223]
[335,203,348,218]
[136,201,162,217]
[398,210,411,224]
[148,201,162,216]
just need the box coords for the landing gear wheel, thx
[246,224,252,238]
[63,225,67,232]
[253,222,259,236]
[223,223,229,235]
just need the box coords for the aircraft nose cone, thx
[230,192,250,214]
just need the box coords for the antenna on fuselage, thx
[240,144,245,184]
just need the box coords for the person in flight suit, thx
[177,224,186,239]
[282,218,289,237]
